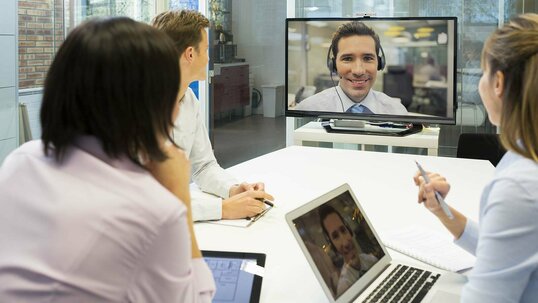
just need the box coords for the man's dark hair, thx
[330,21,382,60]
[40,17,180,164]
[319,204,353,246]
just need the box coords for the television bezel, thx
[285,16,458,125]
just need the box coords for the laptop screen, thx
[291,190,385,299]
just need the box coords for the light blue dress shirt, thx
[293,85,408,115]
[455,150,538,302]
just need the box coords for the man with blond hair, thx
[153,10,273,221]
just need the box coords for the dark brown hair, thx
[40,17,180,163]
[331,21,382,61]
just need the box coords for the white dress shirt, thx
[173,88,238,221]
[294,85,408,115]
[0,138,215,302]
[455,150,538,302]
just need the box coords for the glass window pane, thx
[293,0,533,157]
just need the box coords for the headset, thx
[326,36,386,73]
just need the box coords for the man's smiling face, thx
[335,35,378,103]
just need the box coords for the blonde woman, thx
[414,14,538,302]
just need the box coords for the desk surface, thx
[194,146,495,302]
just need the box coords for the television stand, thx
[321,119,423,137]
[293,121,439,156]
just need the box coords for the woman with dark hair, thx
[0,17,215,302]
[414,14,538,302]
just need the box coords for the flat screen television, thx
[286,16,457,135]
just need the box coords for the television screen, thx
[286,17,457,126]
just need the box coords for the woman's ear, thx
[494,70,505,98]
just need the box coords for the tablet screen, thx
[202,251,266,303]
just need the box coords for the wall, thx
[231,1,286,100]
[0,0,18,164]
[18,0,64,89]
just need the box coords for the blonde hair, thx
[152,10,209,55]
[481,13,538,162]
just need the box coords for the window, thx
[18,0,156,90]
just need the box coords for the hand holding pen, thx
[414,161,454,220]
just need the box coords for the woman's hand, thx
[413,171,451,217]
[145,144,191,207]
[145,144,202,258]
[413,170,467,239]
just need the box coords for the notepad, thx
[381,226,476,272]
[203,207,272,228]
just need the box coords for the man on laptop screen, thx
[286,184,465,303]
[292,191,384,298]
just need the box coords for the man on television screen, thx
[294,21,408,115]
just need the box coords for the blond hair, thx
[481,13,538,162]
[152,10,209,55]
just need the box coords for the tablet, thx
[202,250,266,303]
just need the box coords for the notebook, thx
[285,183,467,303]
[202,250,266,303]
[381,226,475,272]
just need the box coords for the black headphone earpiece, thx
[326,46,337,73]
[377,45,386,71]
[326,39,386,72]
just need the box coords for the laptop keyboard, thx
[362,264,440,303]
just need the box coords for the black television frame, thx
[285,16,458,126]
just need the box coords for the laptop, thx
[285,183,466,303]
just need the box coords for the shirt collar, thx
[73,136,142,173]
[336,85,376,112]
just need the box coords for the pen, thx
[415,161,454,220]
[246,199,274,221]
[257,197,275,208]
[246,207,271,227]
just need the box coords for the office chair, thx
[457,133,506,166]
[383,66,414,109]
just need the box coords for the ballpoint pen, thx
[246,207,272,227]
[415,161,454,220]
[262,199,274,208]
[246,199,274,221]
[256,197,275,208]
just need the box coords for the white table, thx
[194,146,495,303]
[293,121,440,156]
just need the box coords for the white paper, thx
[204,219,251,228]
[382,226,476,272]
[241,260,265,277]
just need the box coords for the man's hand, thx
[222,188,274,220]
[229,182,265,197]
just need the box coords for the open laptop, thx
[286,183,466,303]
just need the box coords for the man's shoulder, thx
[371,89,401,103]
[183,87,199,105]
[370,90,408,114]
[295,87,338,110]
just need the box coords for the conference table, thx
[194,146,495,302]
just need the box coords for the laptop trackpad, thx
[428,290,460,303]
